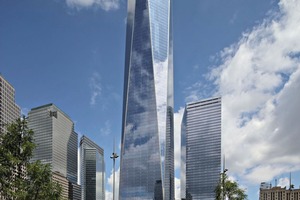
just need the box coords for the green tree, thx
[215,173,247,200]
[0,118,62,200]
[26,160,62,200]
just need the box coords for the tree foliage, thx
[215,173,248,200]
[0,118,62,200]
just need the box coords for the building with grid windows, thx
[119,0,174,199]
[260,185,300,200]
[181,97,221,200]
[28,103,78,184]
[0,75,20,133]
[80,135,105,200]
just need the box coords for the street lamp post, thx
[222,168,228,200]
[110,142,119,200]
[222,155,228,200]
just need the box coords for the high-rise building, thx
[52,171,70,200]
[181,97,221,200]
[0,75,21,133]
[119,0,174,199]
[69,182,81,200]
[28,103,78,184]
[80,135,105,200]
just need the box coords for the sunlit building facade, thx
[28,104,78,184]
[260,185,300,200]
[0,75,20,133]
[119,0,174,199]
[181,97,221,200]
[80,135,105,200]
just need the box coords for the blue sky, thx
[1,0,300,199]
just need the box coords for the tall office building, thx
[0,75,21,133]
[181,97,221,200]
[119,0,174,199]
[28,103,78,184]
[80,135,105,200]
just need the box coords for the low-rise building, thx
[260,184,300,200]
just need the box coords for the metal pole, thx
[113,155,115,200]
[110,140,119,200]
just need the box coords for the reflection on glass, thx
[181,97,222,200]
[120,0,174,199]
[80,136,105,200]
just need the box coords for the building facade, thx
[69,182,82,200]
[0,75,20,133]
[119,0,174,199]
[80,135,105,200]
[260,185,300,200]
[52,171,69,200]
[181,97,221,200]
[28,103,78,184]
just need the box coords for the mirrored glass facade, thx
[80,135,105,200]
[28,104,78,184]
[181,97,221,200]
[120,0,174,199]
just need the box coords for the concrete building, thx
[260,185,300,200]
[181,97,222,200]
[119,0,174,199]
[80,135,105,200]
[52,171,69,200]
[0,74,20,133]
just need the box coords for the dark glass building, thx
[119,0,174,199]
[80,135,105,200]
[181,97,222,200]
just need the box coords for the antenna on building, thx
[289,172,294,190]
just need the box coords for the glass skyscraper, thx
[28,104,78,184]
[119,0,174,199]
[181,97,221,200]
[80,135,105,200]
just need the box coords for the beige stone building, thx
[52,171,69,200]
[0,74,20,133]
[260,185,300,200]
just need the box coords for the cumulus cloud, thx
[278,177,290,188]
[89,72,102,106]
[66,0,120,11]
[100,120,111,135]
[106,167,120,200]
[187,0,300,186]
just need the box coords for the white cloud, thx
[100,120,111,135]
[174,107,184,170]
[278,177,290,188]
[106,167,120,200]
[175,177,181,200]
[188,0,300,186]
[89,72,102,106]
[66,0,120,11]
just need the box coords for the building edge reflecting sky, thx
[119,0,174,199]
[181,97,221,200]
